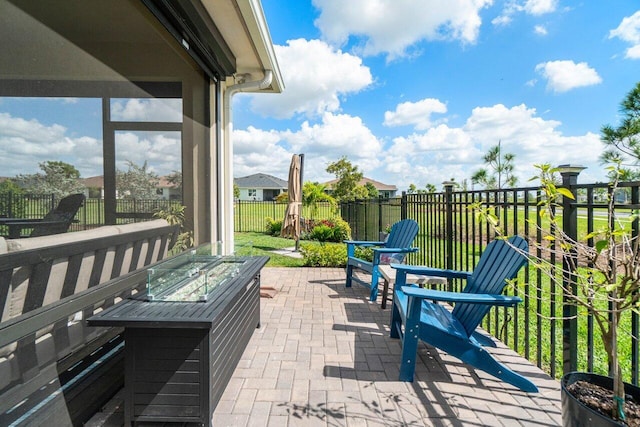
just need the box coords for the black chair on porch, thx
[0,193,85,238]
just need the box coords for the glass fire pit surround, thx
[146,244,245,302]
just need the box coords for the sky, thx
[0,1,638,192]
[232,0,640,191]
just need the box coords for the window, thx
[248,189,257,198]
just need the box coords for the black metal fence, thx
[234,200,337,232]
[0,193,182,234]
[341,173,640,384]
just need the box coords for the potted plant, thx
[478,162,640,425]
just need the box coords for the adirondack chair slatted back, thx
[451,236,528,336]
[383,219,419,262]
[30,193,85,237]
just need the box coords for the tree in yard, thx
[166,170,182,190]
[408,183,437,194]
[0,179,26,217]
[274,191,289,203]
[364,182,378,198]
[233,183,240,199]
[600,81,640,181]
[351,184,371,200]
[116,160,160,199]
[471,141,518,189]
[302,182,336,219]
[16,160,84,198]
[326,156,364,201]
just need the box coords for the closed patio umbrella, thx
[281,154,303,248]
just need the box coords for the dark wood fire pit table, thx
[88,250,269,427]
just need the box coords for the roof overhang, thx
[141,0,283,93]
[201,0,284,93]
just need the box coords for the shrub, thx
[153,204,193,255]
[331,218,351,241]
[308,217,351,242]
[354,246,373,262]
[310,224,334,241]
[300,242,347,267]
[265,217,282,236]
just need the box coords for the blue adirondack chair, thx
[390,236,538,392]
[345,219,419,302]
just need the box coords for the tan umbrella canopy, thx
[281,154,302,245]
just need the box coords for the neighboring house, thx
[82,176,105,199]
[81,176,181,200]
[1,0,284,251]
[324,177,398,198]
[235,173,287,201]
[157,176,182,200]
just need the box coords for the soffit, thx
[201,0,283,93]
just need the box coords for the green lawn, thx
[234,232,305,267]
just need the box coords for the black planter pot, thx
[562,372,640,426]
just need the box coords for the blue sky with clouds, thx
[0,1,638,191]
[233,0,640,190]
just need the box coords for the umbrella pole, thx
[295,154,304,252]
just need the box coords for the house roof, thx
[235,173,288,189]
[82,176,104,188]
[324,177,397,191]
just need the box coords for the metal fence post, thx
[401,191,407,220]
[559,165,585,375]
[443,182,455,291]
[378,196,383,233]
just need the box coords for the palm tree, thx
[471,141,518,190]
[302,182,336,219]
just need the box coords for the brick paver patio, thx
[89,267,562,426]
[213,267,561,426]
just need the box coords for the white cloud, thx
[380,103,601,190]
[609,11,640,59]
[535,60,602,93]
[232,102,606,191]
[492,14,512,27]
[383,98,448,130]
[0,112,93,176]
[232,126,291,178]
[312,0,492,59]
[523,0,557,15]
[114,132,181,175]
[246,39,373,119]
[534,25,548,35]
[111,99,182,122]
[282,113,383,182]
[0,112,182,178]
[233,112,383,183]
[494,0,557,27]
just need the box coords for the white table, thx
[378,265,447,309]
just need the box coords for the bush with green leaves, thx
[308,218,351,242]
[153,204,193,255]
[300,242,347,267]
[310,224,334,241]
[354,246,373,262]
[265,217,283,236]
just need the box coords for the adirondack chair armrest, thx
[390,263,471,280]
[345,240,386,257]
[400,286,523,307]
[1,219,44,224]
[373,247,418,254]
[344,240,385,247]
